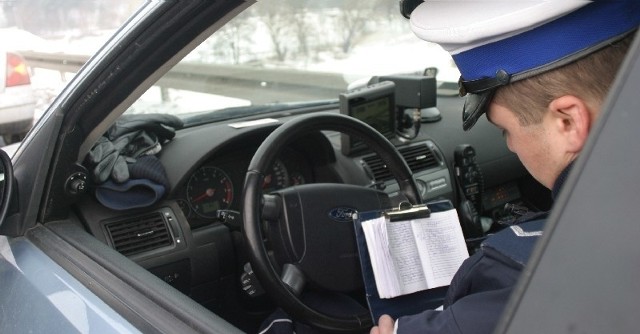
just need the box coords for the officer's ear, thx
[547,95,592,154]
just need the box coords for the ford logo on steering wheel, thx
[328,207,357,223]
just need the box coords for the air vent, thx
[400,144,439,172]
[105,212,173,257]
[362,144,439,181]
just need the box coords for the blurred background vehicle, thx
[0,49,35,144]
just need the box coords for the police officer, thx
[372,1,640,333]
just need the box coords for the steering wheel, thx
[242,112,421,332]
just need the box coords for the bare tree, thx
[211,18,253,64]
[375,0,399,24]
[286,2,311,59]
[337,4,371,53]
[293,16,309,57]
[256,0,290,62]
[4,0,138,36]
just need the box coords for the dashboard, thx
[74,93,552,324]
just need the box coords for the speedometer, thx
[186,166,233,218]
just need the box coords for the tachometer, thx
[187,166,233,218]
[262,159,289,192]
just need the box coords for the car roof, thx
[497,30,640,333]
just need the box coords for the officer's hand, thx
[370,314,395,334]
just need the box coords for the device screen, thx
[340,81,396,155]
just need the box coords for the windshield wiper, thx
[182,100,339,127]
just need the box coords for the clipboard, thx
[353,199,453,323]
[383,203,431,222]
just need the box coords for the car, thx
[0,1,638,333]
[0,49,35,144]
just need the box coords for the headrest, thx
[410,1,640,130]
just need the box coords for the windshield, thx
[125,0,458,126]
[1,0,458,131]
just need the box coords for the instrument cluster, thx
[176,148,313,227]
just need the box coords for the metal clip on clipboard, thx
[383,203,431,222]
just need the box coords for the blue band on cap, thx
[454,2,640,82]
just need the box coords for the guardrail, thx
[21,51,89,74]
[20,50,348,103]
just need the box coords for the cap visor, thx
[462,90,495,131]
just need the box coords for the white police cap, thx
[410,1,640,130]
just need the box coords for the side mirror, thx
[0,149,14,228]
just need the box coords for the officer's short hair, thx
[493,33,635,126]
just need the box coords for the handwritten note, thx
[362,208,469,299]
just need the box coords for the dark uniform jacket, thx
[395,219,544,334]
[396,164,572,334]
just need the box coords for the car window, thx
[0,0,144,148]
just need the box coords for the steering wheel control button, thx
[215,209,241,230]
[65,172,88,195]
[240,263,265,297]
